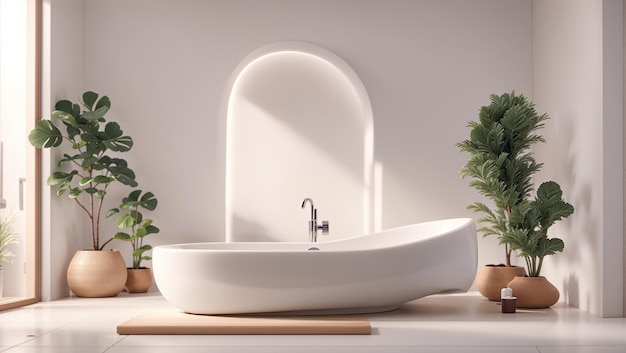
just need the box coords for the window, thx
[0,0,40,310]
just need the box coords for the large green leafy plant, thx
[107,189,160,269]
[457,91,574,277]
[28,91,138,250]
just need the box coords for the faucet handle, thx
[318,221,329,235]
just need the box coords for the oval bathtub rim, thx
[154,217,475,254]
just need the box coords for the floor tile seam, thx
[110,334,129,348]
[4,321,73,348]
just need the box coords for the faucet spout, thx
[301,197,329,242]
[301,197,314,220]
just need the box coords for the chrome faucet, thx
[301,198,329,242]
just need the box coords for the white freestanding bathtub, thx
[153,218,477,315]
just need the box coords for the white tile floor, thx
[0,292,625,353]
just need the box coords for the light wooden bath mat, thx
[117,307,371,335]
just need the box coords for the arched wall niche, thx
[225,41,374,242]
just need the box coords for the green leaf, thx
[113,232,131,241]
[47,171,76,186]
[538,237,565,256]
[52,110,78,126]
[69,188,82,198]
[82,91,99,110]
[83,105,109,121]
[126,189,142,202]
[29,120,63,148]
[93,175,112,184]
[135,227,147,237]
[101,122,133,152]
[141,194,158,211]
[117,214,136,229]
[115,173,138,187]
[84,187,99,194]
[145,225,160,235]
[133,244,152,257]
[106,208,119,218]
[79,177,93,186]
[95,95,111,111]
[54,99,74,114]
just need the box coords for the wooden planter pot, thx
[125,268,153,293]
[476,265,527,301]
[507,276,560,308]
[66,250,127,297]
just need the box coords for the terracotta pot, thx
[66,250,127,297]
[125,268,153,293]
[476,265,526,301]
[507,276,560,308]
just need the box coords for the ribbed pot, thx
[125,268,153,293]
[66,250,127,297]
[507,276,560,308]
[476,265,526,301]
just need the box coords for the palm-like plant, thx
[28,91,138,250]
[0,211,18,269]
[457,92,573,276]
[504,181,574,276]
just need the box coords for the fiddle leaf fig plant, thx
[107,190,160,269]
[457,91,574,276]
[0,211,18,269]
[28,91,138,250]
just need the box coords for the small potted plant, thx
[28,91,137,297]
[0,211,18,298]
[503,180,573,308]
[107,189,160,293]
[457,91,573,305]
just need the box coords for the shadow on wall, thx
[562,274,579,308]
[559,116,599,310]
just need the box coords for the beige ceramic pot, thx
[125,268,153,293]
[66,250,127,297]
[507,276,560,308]
[476,265,526,301]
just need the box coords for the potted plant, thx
[28,91,137,297]
[107,189,160,293]
[0,211,18,298]
[457,91,573,305]
[503,180,574,308]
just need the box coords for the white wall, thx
[80,0,532,272]
[533,0,623,317]
[41,0,86,301]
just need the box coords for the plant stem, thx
[536,256,544,277]
[99,236,114,250]
[504,206,512,266]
